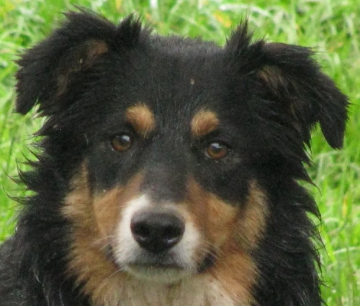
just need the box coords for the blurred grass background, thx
[0,0,359,304]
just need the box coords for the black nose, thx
[130,211,185,253]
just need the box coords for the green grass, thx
[0,0,359,304]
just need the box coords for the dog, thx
[0,9,348,306]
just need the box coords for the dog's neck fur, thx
[92,275,246,306]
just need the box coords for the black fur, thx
[0,9,348,306]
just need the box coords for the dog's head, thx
[16,10,348,302]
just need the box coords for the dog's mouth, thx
[125,262,186,283]
[107,244,216,283]
[125,252,215,283]
[114,252,191,283]
[126,251,185,270]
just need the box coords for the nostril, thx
[130,211,185,253]
[132,222,151,243]
[163,224,183,242]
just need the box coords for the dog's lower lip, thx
[127,261,183,270]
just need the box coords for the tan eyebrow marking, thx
[125,104,156,137]
[191,109,219,137]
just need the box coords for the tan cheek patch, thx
[92,188,124,241]
[191,109,219,138]
[185,178,268,305]
[93,174,144,241]
[62,165,144,301]
[62,163,95,240]
[185,178,239,248]
[210,181,268,304]
[236,181,269,249]
[126,104,155,138]
[62,163,117,292]
[185,178,268,250]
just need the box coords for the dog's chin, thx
[124,264,193,284]
[116,250,216,284]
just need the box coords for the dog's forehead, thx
[105,40,228,132]
[138,40,224,96]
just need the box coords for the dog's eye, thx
[205,142,229,160]
[110,134,133,152]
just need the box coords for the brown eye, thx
[111,134,133,152]
[206,142,229,160]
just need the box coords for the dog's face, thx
[15,11,348,304]
[60,38,268,285]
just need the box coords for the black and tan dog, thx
[0,10,348,306]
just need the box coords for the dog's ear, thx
[258,42,349,149]
[226,25,349,149]
[16,10,143,115]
